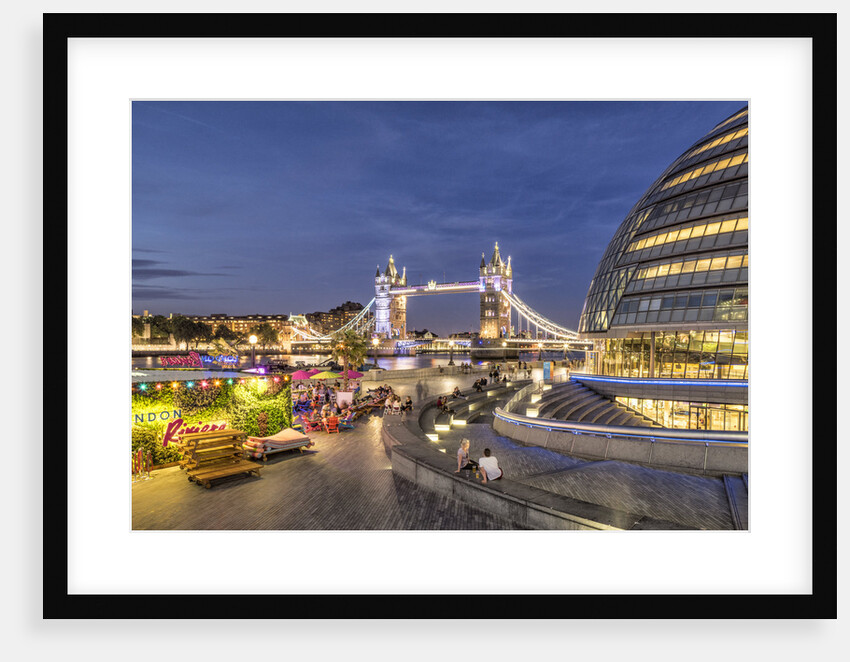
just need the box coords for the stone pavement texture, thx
[133,368,739,530]
[133,370,528,530]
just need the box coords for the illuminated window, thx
[625,215,747,253]
[711,109,748,132]
[685,127,749,160]
[660,151,748,191]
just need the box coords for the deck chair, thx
[293,400,312,414]
[302,417,323,433]
[324,416,340,434]
[338,412,355,429]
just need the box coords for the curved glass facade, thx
[578,106,749,389]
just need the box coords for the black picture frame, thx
[46,12,837,619]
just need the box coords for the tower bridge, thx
[292,243,592,356]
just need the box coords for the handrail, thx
[498,375,748,445]
[493,407,748,445]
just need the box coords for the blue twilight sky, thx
[132,100,746,336]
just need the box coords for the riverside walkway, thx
[132,370,526,529]
[132,367,742,530]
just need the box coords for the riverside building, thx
[578,107,749,432]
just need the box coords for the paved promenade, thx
[133,369,740,530]
[133,371,526,530]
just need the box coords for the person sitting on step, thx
[454,438,479,474]
[477,448,503,484]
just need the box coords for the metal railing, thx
[497,376,748,445]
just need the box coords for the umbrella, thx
[305,368,320,376]
[343,370,363,378]
[291,370,312,380]
[311,371,340,380]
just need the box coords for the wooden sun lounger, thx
[244,428,314,461]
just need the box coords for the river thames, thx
[131,351,582,371]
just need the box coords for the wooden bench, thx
[179,429,261,488]
[186,459,262,489]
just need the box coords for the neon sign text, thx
[159,352,202,367]
[200,354,238,366]
[162,417,229,446]
[134,409,182,424]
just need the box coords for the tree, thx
[131,316,145,338]
[329,329,369,391]
[214,324,239,343]
[169,315,196,349]
[146,315,172,340]
[192,321,213,348]
[248,323,279,351]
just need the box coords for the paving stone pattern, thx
[435,408,734,530]
[133,369,736,530]
[133,371,527,530]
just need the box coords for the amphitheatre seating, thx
[422,381,530,439]
[530,379,660,428]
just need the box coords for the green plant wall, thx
[131,379,292,465]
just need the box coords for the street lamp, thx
[448,340,455,366]
[249,334,258,369]
[372,336,379,370]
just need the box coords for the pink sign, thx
[159,351,202,367]
[162,417,228,446]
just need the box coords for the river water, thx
[131,351,582,371]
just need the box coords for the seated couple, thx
[454,439,502,484]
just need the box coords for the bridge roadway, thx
[132,369,735,530]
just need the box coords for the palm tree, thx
[329,329,369,391]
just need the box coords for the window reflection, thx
[598,331,748,383]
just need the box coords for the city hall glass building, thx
[578,107,748,432]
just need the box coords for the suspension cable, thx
[500,291,578,339]
[292,298,376,341]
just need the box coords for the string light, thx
[134,375,289,392]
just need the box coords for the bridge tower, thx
[479,243,512,338]
[374,255,407,338]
